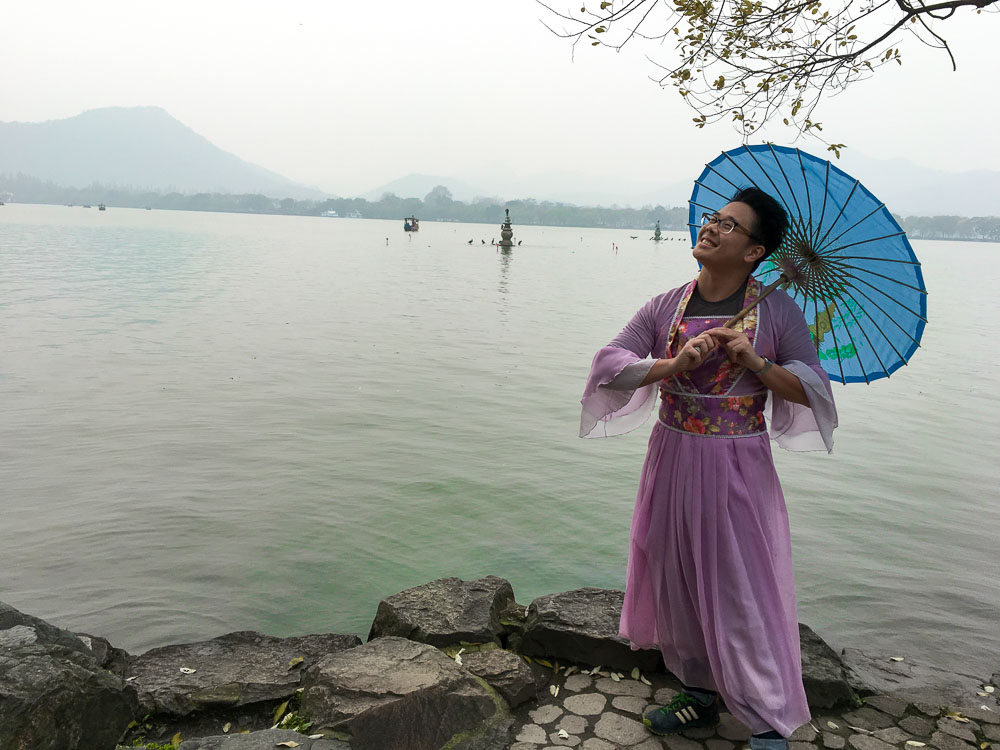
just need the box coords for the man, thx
[580,188,837,750]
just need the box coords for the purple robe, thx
[581,278,837,736]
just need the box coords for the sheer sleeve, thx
[580,297,664,438]
[767,294,838,453]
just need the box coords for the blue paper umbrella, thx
[688,144,927,384]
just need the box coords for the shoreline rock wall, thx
[1,577,996,750]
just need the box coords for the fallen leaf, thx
[273,699,290,724]
[981,705,992,711]
[558,729,570,738]
[828,721,839,730]
[276,743,300,748]
[454,655,463,666]
[565,666,578,676]
[549,684,560,697]
[889,657,904,662]
[309,736,324,741]
[179,667,196,674]
[640,675,652,686]
[849,725,873,735]
[172,733,183,746]
[288,656,304,669]
[223,722,232,733]
[631,667,641,680]
[610,672,621,682]
[238,729,250,734]
[979,743,989,750]
[986,685,996,693]
[536,658,553,669]
[125,676,137,681]
[979,692,989,697]
[905,742,926,747]
[945,711,970,723]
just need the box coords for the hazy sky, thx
[2,0,996,197]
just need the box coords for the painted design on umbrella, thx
[688,143,928,384]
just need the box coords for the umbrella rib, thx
[815,203,894,252]
[820,261,928,322]
[841,282,923,349]
[795,148,816,237]
[834,294,887,382]
[820,290,849,383]
[693,180,734,203]
[704,160,748,195]
[722,150,777,200]
[835,265,928,296]
[818,233,909,254]
[835,255,922,265]
[764,144,807,229]
[812,180,860,250]
[836,285,910,365]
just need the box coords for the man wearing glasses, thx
[580,188,837,750]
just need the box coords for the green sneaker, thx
[643,692,720,735]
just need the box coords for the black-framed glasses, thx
[701,212,762,244]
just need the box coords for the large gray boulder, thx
[517,587,662,673]
[841,647,992,708]
[301,636,510,750]
[128,630,362,716]
[367,575,516,647]
[0,601,138,750]
[800,623,860,709]
[461,647,538,707]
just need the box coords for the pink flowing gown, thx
[581,279,837,736]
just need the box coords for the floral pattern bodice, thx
[657,278,769,438]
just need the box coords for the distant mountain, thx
[360,173,495,203]
[0,107,327,199]
[837,152,1000,217]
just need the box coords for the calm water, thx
[1,204,997,678]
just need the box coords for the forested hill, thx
[0,107,325,200]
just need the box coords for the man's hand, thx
[707,327,765,372]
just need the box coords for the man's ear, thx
[745,244,766,265]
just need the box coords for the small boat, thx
[98,203,106,211]
[346,210,363,219]
[403,216,419,232]
[320,209,339,218]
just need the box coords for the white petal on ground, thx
[558,729,570,739]
[550,684,560,697]
[179,667,196,674]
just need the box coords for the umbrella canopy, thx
[688,144,927,384]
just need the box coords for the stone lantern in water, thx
[499,209,514,248]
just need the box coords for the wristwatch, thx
[753,357,774,376]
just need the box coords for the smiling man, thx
[580,187,838,750]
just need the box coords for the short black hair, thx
[730,187,788,271]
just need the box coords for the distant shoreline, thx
[2,193,998,243]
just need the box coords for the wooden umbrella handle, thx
[723,274,789,329]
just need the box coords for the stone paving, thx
[505,665,999,750]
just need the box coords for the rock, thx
[177,728,350,749]
[517,588,661,673]
[462,648,537,707]
[76,632,131,677]
[929,730,977,750]
[865,694,910,719]
[128,630,361,716]
[0,601,138,750]
[842,706,897,731]
[593,712,649,745]
[367,575,515,647]
[841,649,986,707]
[900,715,936,737]
[847,734,896,750]
[800,624,860,709]
[563,692,608,716]
[300,636,509,750]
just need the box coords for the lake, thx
[1,203,997,679]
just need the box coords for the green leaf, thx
[274,699,290,724]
